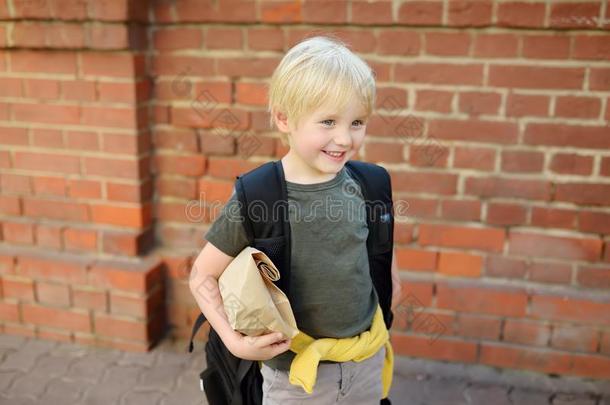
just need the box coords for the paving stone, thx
[9,371,50,398]
[81,365,144,405]
[136,364,184,392]
[154,351,191,368]
[510,388,552,404]
[387,378,428,405]
[0,335,26,350]
[0,340,56,372]
[502,369,556,392]
[0,395,38,405]
[64,350,122,382]
[423,379,469,405]
[121,389,166,405]
[40,377,89,403]
[116,351,158,368]
[163,376,207,405]
[463,384,512,405]
[552,393,598,405]
[0,370,21,392]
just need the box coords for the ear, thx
[273,109,291,133]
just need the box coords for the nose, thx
[333,129,352,149]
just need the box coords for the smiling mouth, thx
[322,150,346,158]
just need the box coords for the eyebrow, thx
[319,114,368,120]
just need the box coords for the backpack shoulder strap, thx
[344,160,395,328]
[234,160,292,296]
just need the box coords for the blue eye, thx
[320,119,366,127]
[321,119,335,126]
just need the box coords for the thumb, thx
[258,332,285,347]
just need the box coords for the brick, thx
[73,287,107,311]
[555,182,610,206]
[578,211,610,234]
[601,332,610,355]
[568,353,610,379]
[509,231,602,262]
[206,27,243,50]
[63,228,97,252]
[497,1,546,28]
[485,255,527,279]
[19,256,88,284]
[24,198,89,222]
[501,150,544,173]
[530,207,578,230]
[577,265,610,289]
[467,176,552,201]
[550,153,593,176]
[487,202,527,226]
[260,2,301,24]
[11,51,77,74]
[102,229,153,257]
[3,222,34,245]
[395,63,483,86]
[22,304,90,333]
[61,80,95,102]
[600,157,610,177]
[390,171,457,195]
[414,90,452,113]
[420,224,505,252]
[65,131,99,150]
[522,35,570,59]
[551,324,599,353]
[89,259,162,294]
[408,142,449,168]
[154,129,199,152]
[32,176,66,197]
[506,93,549,117]
[573,35,610,60]
[425,32,471,56]
[489,66,584,90]
[175,0,257,23]
[395,248,437,272]
[14,152,80,174]
[88,24,129,49]
[93,313,149,341]
[36,282,70,307]
[171,106,251,129]
[458,91,501,116]
[555,96,601,119]
[215,57,279,78]
[153,28,202,50]
[89,0,129,21]
[437,282,527,317]
[528,262,572,285]
[35,225,63,249]
[206,158,271,180]
[0,196,21,216]
[23,79,61,100]
[31,128,63,148]
[503,319,551,346]
[0,302,19,322]
[473,33,519,58]
[524,123,610,149]
[82,53,142,78]
[480,344,571,375]
[590,68,610,91]
[531,294,610,325]
[110,287,164,318]
[84,156,143,179]
[302,0,347,24]
[13,104,80,125]
[453,146,496,171]
[153,154,206,177]
[391,334,477,363]
[151,55,214,77]
[247,27,285,51]
[67,179,102,199]
[3,276,34,301]
[440,199,481,222]
[447,0,492,27]
[549,2,601,29]
[438,251,482,278]
[90,203,151,228]
[235,82,267,106]
[455,314,501,340]
[428,119,518,144]
[1,173,32,194]
[397,1,443,25]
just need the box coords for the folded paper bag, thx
[218,246,299,339]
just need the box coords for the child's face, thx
[277,97,368,181]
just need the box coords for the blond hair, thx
[267,35,376,144]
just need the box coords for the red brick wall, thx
[1,0,610,378]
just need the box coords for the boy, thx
[189,35,402,404]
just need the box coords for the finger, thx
[254,332,285,348]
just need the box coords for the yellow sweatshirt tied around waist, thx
[284,304,393,399]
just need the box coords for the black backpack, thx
[188,159,395,405]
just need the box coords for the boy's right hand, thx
[225,330,292,361]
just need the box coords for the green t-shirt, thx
[204,165,379,371]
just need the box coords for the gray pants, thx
[260,345,386,404]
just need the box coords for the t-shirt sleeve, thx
[204,187,250,257]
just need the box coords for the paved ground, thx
[0,334,608,404]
